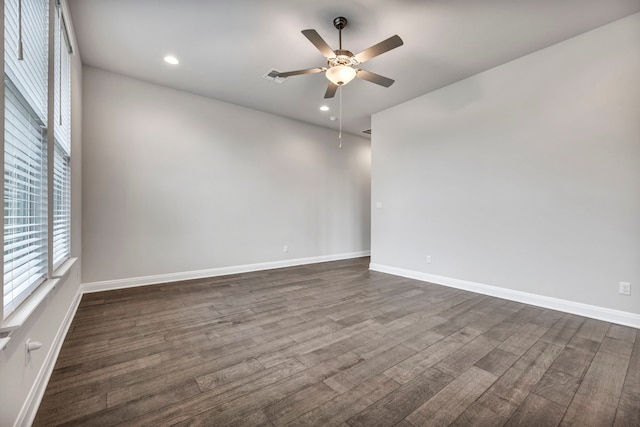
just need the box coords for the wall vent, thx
[263,69,288,84]
[362,128,372,135]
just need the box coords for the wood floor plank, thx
[295,329,378,367]
[497,323,550,357]
[124,358,308,426]
[550,346,596,380]
[483,319,527,342]
[52,331,209,380]
[346,367,454,427]
[383,327,481,384]
[44,353,163,395]
[33,393,106,426]
[620,331,640,397]
[32,257,639,426]
[600,336,634,357]
[352,316,447,360]
[561,342,631,426]
[405,366,496,427]
[43,353,204,409]
[264,381,337,426]
[102,336,296,408]
[538,314,583,346]
[228,409,275,427]
[607,324,637,343]
[561,398,618,426]
[474,347,520,377]
[173,352,363,426]
[531,368,581,407]
[323,344,415,393]
[567,348,630,406]
[256,319,380,368]
[449,400,507,427]
[614,390,640,427]
[453,340,563,425]
[574,318,611,343]
[194,357,264,390]
[288,374,401,427]
[435,335,501,377]
[503,393,566,427]
[46,380,201,427]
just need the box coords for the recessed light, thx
[164,55,179,65]
[320,105,330,111]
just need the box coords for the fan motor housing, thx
[333,17,348,30]
[329,50,358,67]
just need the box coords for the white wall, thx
[0,35,83,427]
[371,13,640,315]
[81,67,371,284]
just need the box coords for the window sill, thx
[53,257,77,280]
[0,257,77,351]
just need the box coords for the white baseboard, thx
[369,263,640,329]
[82,251,371,293]
[15,287,83,427]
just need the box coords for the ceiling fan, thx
[275,17,403,98]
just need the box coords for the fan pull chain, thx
[18,0,24,60]
[338,85,343,149]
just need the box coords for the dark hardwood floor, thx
[34,257,639,426]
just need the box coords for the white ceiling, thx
[67,0,640,137]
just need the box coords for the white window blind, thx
[4,80,48,317]
[4,0,49,318]
[52,145,70,268]
[4,0,48,122]
[52,0,71,268]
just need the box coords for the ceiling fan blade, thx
[324,82,338,99]
[276,67,325,78]
[354,35,403,63]
[356,69,395,87]
[302,29,336,59]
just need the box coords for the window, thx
[53,2,71,268]
[3,0,73,320]
[4,0,49,318]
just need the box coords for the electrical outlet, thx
[619,282,631,295]
[426,255,432,264]
[283,245,288,253]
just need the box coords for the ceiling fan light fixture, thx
[325,65,356,86]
